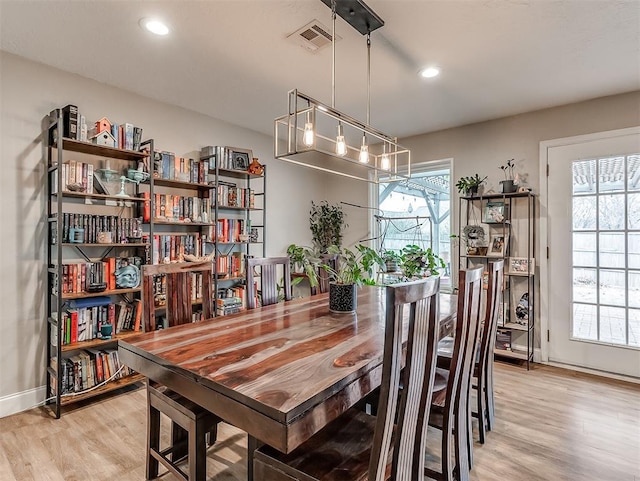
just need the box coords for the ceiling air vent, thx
[287,20,341,53]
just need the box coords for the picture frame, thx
[508,257,535,275]
[487,234,508,257]
[484,201,507,223]
[230,147,252,171]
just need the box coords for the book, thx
[62,104,78,140]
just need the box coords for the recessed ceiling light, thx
[140,18,169,36]
[419,67,440,78]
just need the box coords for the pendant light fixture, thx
[274,0,411,184]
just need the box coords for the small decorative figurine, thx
[247,158,264,175]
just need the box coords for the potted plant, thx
[499,159,517,193]
[286,244,320,289]
[399,244,446,279]
[322,244,383,312]
[382,249,402,272]
[309,201,347,253]
[455,174,487,196]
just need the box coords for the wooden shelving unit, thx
[46,109,152,418]
[458,191,536,369]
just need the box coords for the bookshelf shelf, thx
[215,168,264,180]
[60,242,148,247]
[60,287,142,300]
[150,178,213,190]
[53,191,146,202]
[53,137,147,162]
[151,220,215,226]
[59,373,145,406]
[494,348,532,361]
[46,109,152,419]
[216,206,263,211]
[60,330,142,352]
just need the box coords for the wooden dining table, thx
[119,286,456,480]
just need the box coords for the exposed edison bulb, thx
[381,153,390,170]
[336,124,347,156]
[359,141,369,163]
[303,122,314,146]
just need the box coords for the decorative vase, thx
[329,283,357,313]
[500,180,517,193]
[466,185,479,196]
[385,260,398,272]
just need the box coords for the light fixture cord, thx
[331,0,337,109]
[366,32,371,125]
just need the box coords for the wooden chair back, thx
[369,277,441,480]
[142,262,213,332]
[478,260,504,377]
[312,253,339,295]
[448,266,483,474]
[246,256,291,309]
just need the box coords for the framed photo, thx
[487,234,508,257]
[508,257,535,275]
[230,147,252,171]
[484,201,507,223]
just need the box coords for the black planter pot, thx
[500,180,517,193]
[329,283,357,313]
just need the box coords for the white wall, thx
[0,51,334,415]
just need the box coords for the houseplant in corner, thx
[322,244,383,312]
[309,201,347,253]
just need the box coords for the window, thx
[376,160,452,280]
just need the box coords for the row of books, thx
[153,152,210,184]
[52,298,142,345]
[49,161,94,194]
[215,182,255,209]
[150,234,207,265]
[54,213,143,244]
[58,256,142,294]
[216,285,249,315]
[216,218,247,243]
[200,145,253,172]
[217,252,244,278]
[139,192,211,224]
[58,105,143,150]
[52,348,133,394]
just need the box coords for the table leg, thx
[247,435,262,481]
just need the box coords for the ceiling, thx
[1,0,639,139]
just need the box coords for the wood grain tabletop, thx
[119,285,456,453]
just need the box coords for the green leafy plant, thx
[400,244,446,279]
[323,244,383,287]
[286,243,320,288]
[309,201,347,253]
[455,174,487,194]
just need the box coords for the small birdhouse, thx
[95,117,112,134]
[91,130,116,147]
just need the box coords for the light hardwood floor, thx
[0,363,638,481]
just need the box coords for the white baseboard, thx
[0,386,46,419]
[508,342,542,363]
[543,361,640,385]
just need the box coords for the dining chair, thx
[246,256,291,309]
[253,277,441,481]
[141,261,220,481]
[426,266,483,481]
[437,260,504,447]
[142,261,214,331]
[310,253,339,295]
